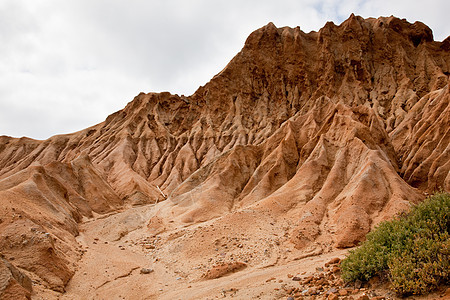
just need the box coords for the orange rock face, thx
[0,15,448,296]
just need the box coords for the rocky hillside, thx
[0,15,449,298]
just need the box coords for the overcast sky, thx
[1,0,448,140]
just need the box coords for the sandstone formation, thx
[0,255,32,300]
[0,15,448,298]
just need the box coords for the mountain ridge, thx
[0,15,449,298]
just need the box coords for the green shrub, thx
[340,192,450,296]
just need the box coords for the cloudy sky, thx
[1,0,448,140]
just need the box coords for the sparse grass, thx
[341,192,450,296]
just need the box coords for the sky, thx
[1,0,448,140]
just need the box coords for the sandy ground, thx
[28,203,349,300]
[28,202,450,300]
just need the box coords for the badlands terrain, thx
[0,15,449,299]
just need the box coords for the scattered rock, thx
[354,279,362,289]
[326,257,341,266]
[338,289,348,296]
[140,268,153,274]
[331,266,340,273]
[326,287,338,295]
[303,276,314,284]
[328,293,339,300]
[202,262,247,280]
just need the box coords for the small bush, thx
[341,192,450,296]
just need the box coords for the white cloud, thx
[0,0,448,139]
